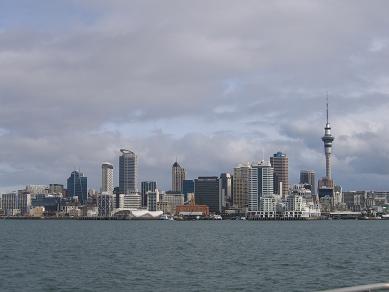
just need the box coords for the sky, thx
[1,0,389,192]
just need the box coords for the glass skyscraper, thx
[67,170,88,204]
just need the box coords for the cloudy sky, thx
[1,0,389,192]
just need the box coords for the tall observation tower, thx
[322,99,335,180]
[318,97,335,198]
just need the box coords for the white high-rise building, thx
[101,162,114,194]
[248,161,274,215]
[119,149,137,194]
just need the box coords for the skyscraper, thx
[141,181,157,207]
[194,176,221,213]
[172,161,186,193]
[67,170,88,204]
[220,173,232,210]
[270,152,288,197]
[248,161,274,214]
[300,170,316,195]
[233,163,251,213]
[119,149,137,194]
[318,99,335,197]
[101,162,114,194]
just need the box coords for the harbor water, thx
[0,220,388,291]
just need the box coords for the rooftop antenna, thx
[326,92,329,124]
[262,149,265,162]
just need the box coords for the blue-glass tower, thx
[67,171,88,204]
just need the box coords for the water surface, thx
[0,220,388,291]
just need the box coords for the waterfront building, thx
[220,173,233,210]
[183,179,194,201]
[97,192,114,217]
[172,161,186,193]
[147,190,159,211]
[233,163,251,213]
[300,170,316,195]
[25,185,48,196]
[194,176,221,213]
[122,193,142,209]
[141,181,157,207]
[159,192,185,214]
[101,162,114,194]
[67,170,88,204]
[176,204,210,217]
[18,192,31,216]
[119,149,137,194]
[2,193,19,216]
[270,152,289,197]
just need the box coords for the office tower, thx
[119,149,137,194]
[97,193,114,217]
[233,164,251,213]
[220,173,233,210]
[318,99,335,197]
[102,162,114,194]
[67,170,88,204]
[172,161,186,193]
[141,181,157,207]
[300,170,316,195]
[194,176,221,213]
[183,180,194,201]
[270,152,288,197]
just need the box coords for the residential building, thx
[101,162,114,194]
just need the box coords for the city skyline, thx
[1,1,389,192]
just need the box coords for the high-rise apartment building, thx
[248,161,274,214]
[141,181,157,207]
[194,176,221,213]
[67,170,88,204]
[300,170,316,195]
[270,152,288,197]
[172,161,186,193]
[101,162,114,194]
[119,149,137,194]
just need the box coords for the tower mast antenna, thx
[326,92,329,124]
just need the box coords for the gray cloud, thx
[1,0,389,192]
